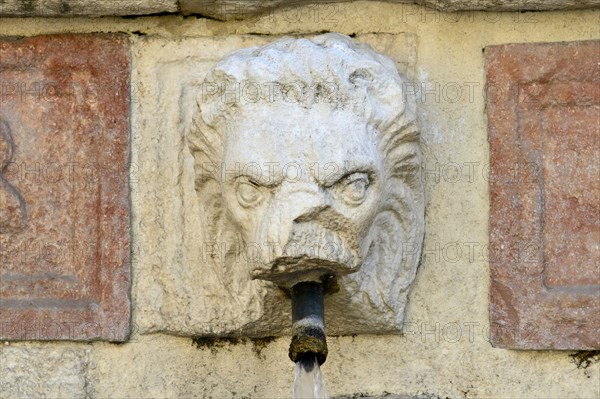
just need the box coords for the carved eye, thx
[336,172,370,206]
[236,180,264,208]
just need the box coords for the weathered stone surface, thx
[487,40,600,349]
[189,35,424,368]
[181,0,600,20]
[0,345,89,398]
[0,0,177,17]
[132,33,419,337]
[0,35,131,341]
[0,0,597,18]
[0,7,599,399]
[87,334,599,398]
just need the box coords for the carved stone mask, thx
[188,33,424,334]
[220,104,383,287]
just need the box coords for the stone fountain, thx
[186,33,424,373]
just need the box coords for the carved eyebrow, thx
[319,164,377,187]
[233,170,282,188]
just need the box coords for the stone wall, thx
[1,3,599,398]
[1,0,597,18]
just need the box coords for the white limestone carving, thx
[187,33,424,335]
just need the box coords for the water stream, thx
[292,356,328,399]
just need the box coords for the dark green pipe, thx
[288,281,328,365]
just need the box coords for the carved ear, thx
[364,209,408,292]
[359,199,422,311]
[351,131,424,324]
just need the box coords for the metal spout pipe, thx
[288,281,328,365]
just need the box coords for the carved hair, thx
[188,33,424,327]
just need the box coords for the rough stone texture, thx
[0,345,89,398]
[86,334,599,398]
[181,0,600,20]
[132,33,420,337]
[0,4,599,399]
[0,35,131,341]
[0,0,177,17]
[1,0,597,18]
[487,41,600,350]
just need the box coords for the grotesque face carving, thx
[221,105,384,286]
[189,33,424,332]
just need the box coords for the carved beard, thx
[251,208,363,288]
[210,206,365,334]
[220,209,362,287]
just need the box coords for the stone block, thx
[0,35,131,341]
[486,40,600,349]
[131,33,418,337]
[1,1,595,18]
[179,1,600,20]
[0,1,177,17]
[0,346,88,398]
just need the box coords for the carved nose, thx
[254,180,362,288]
[268,182,329,247]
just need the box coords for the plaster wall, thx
[1,3,599,398]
